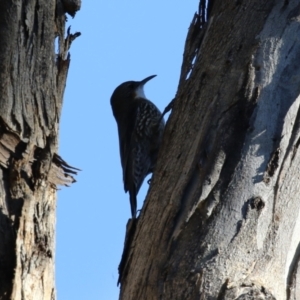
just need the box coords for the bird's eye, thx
[127,82,134,89]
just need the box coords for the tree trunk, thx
[0,1,80,299]
[119,0,300,299]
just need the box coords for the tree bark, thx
[119,0,300,299]
[0,1,80,299]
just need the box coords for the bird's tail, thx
[129,188,137,218]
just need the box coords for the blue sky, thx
[56,1,199,299]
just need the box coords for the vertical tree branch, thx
[0,1,80,298]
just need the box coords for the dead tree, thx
[119,0,300,299]
[0,1,80,299]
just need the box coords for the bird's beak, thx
[139,75,157,86]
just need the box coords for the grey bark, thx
[119,0,300,299]
[0,1,80,299]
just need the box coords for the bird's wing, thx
[123,100,163,193]
[118,103,138,193]
[122,101,147,192]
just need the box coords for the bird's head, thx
[111,75,157,104]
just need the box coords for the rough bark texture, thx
[119,0,300,299]
[0,1,80,299]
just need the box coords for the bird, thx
[110,75,165,218]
